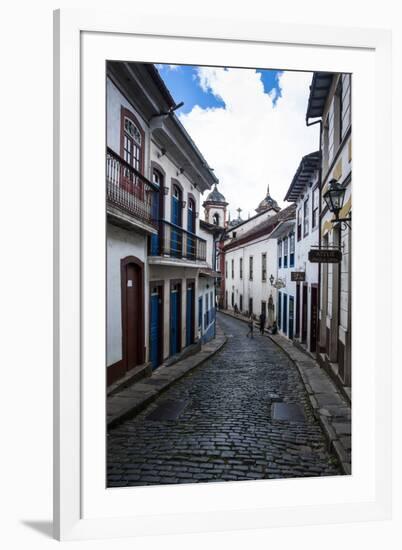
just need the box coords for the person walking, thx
[259,311,266,335]
[246,316,254,338]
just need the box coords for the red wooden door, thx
[310,285,318,353]
[125,263,141,370]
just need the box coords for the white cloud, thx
[178,67,319,220]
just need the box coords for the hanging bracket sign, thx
[291,271,306,282]
[308,248,342,263]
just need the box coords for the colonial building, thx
[106,62,217,385]
[284,151,320,352]
[269,212,297,339]
[306,72,352,393]
[221,185,295,325]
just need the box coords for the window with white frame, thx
[312,186,319,229]
[283,237,288,268]
[261,253,267,281]
[289,233,295,267]
[303,197,309,237]
[278,240,282,268]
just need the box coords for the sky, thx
[156,64,319,221]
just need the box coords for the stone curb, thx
[107,324,228,429]
[219,309,351,475]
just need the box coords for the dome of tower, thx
[255,184,280,213]
[205,184,227,204]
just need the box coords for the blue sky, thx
[156,64,282,114]
[153,64,317,217]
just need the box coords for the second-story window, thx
[303,197,309,237]
[240,257,243,279]
[171,184,182,226]
[187,198,195,233]
[278,240,282,268]
[225,260,228,279]
[231,259,234,279]
[249,256,253,280]
[297,208,302,241]
[289,233,295,267]
[312,186,319,229]
[261,253,267,281]
[283,237,288,268]
[123,116,142,173]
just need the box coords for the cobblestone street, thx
[107,313,342,487]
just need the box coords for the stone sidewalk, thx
[107,324,228,428]
[220,310,351,474]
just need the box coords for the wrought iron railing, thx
[106,147,158,227]
[150,220,207,262]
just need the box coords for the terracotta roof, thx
[223,204,296,252]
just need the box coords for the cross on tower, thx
[237,207,242,219]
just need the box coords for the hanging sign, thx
[308,249,342,263]
[291,271,306,282]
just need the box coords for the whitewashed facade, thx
[283,152,320,351]
[106,62,217,385]
[222,189,296,328]
[306,72,352,391]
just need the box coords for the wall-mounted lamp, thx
[323,178,351,230]
[195,211,199,218]
[269,274,275,286]
[163,186,169,195]
[181,200,187,209]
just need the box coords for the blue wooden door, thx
[283,293,288,335]
[289,296,294,340]
[150,288,160,369]
[187,201,195,259]
[171,187,181,257]
[198,296,203,335]
[150,191,160,255]
[170,284,180,356]
[186,284,194,346]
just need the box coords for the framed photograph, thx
[54,9,392,541]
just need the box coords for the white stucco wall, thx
[224,237,278,320]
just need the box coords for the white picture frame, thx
[53,8,392,541]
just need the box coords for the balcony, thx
[106,147,158,234]
[149,220,207,266]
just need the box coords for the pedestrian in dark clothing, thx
[270,320,278,335]
[234,303,239,315]
[259,312,266,335]
[246,316,254,338]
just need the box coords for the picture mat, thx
[82,30,374,518]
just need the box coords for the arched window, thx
[213,212,220,226]
[120,108,144,198]
[187,198,196,234]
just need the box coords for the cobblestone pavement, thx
[107,313,342,486]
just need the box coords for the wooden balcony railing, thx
[106,147,158,227]
[150,220,207,262]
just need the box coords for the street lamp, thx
[323,179,351,229]
[269,274,274,286]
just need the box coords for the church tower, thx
[203,183,228,228]
[255,184,281,215]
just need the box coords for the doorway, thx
[170,280,182,356]
[310,285,318,352]
[301,283,308,343]
[150,282,164,369]
[121,257,144,374]
[186,280,195,347]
